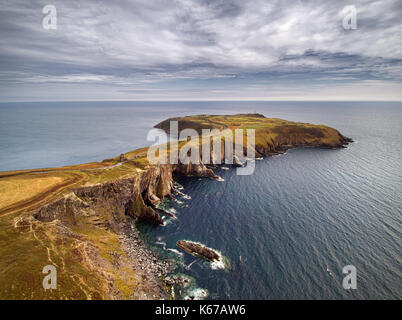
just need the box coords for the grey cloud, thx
[0,0,401,100]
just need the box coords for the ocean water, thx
[1,101,401,299]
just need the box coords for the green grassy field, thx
[155,113,349,152]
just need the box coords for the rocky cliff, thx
[33,162,219,228]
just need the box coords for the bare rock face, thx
[32,159,221,230]
[177,240,220,262]
[33,166,173,228]
[141,165,173,207]
[125,194,163,225]
[232,154,245,167]
[173,161,219,179]
[33,192,90,224]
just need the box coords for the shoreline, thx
[117,221,174,299]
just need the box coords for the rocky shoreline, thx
[117,222,173,299]
[119,223,201,299]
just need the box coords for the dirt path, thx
[0,153,149,218]
[0,159,129,178]
[0,172,85,217]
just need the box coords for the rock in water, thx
[176,240,220,262]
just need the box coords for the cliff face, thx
[173,161,218,179]
[35,171,158,227]
[33,162,218,228]
[254,131,353,156]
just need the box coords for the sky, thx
[0,0,401,101]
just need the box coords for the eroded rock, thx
[177,240,220,262]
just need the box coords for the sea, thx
[0,101,401,299]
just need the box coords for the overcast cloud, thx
[0,0,401,101]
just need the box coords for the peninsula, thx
[0,114,352,299]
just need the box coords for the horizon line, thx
[1,99,401,103]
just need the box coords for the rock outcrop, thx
[176,240,220,262]
[33,161,219,228]
[34,173,157,228]
[173,161,219,179]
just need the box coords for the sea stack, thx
[177,240,220,262]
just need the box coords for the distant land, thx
[0,114,352,299]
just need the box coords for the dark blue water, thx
[1,101,401,299]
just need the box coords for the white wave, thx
[167,248,183,256]
[180,240,227,270]
[185,259,198,270]
[155,241,167,250]
[184,288,209,300]
[173,182,184,190]
[161,217,173,226]
[211,256,226,270]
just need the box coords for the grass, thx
[0,212,104,299]
[0,175,65,210]
[0,199,144,299]
[155,113,346,156]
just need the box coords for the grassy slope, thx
[0,113,348,299]
[0,161,148,299]
[155,113,347,149]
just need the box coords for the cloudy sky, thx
[0,0,401,101]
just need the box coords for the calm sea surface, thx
[0,101,401,299]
